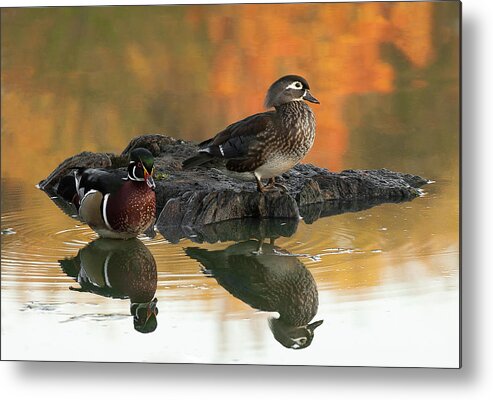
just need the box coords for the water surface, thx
[1,175,459,366]
[1,2,459,367]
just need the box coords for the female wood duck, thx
[59,238,158,333]
[58,148,156,239]
[185,239,323,349]
[182,75,319,193]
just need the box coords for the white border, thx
[2,0,493,399]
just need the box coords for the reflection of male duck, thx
[59,238,158,333]
[186,240,323,349]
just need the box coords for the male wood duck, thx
[57,148,156,239]
[59,238,158,333]
[186,239,323,349]
[182,75,319,193]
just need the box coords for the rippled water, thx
[1,2,459,367]
[1,176,459,366]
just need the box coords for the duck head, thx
[127,147,156,189]
[269,318,324,349]
[264,75,320,108]
[131,297,158,334]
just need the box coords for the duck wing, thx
[182,111,276,171]
[199,111,276,159]
[183,111,276,172]
[58,168,125,207]
[76,168,125,198]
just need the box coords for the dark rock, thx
[39,134,429,241]
[38,151,113,190]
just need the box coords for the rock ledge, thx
[39,134,429,241]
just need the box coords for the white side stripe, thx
[219,145,225,156]
[103,253,113,288]
[102,193,112,230]
[75,171,84,199]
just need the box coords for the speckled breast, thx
[256,102,316,178]
[106,182,156,235]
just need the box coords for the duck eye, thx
[287,81,303,90]
[137,162,142,168]
[294,336,308,346]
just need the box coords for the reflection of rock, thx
[59,238,158,333]
[186,240,323,349]
[39,134,428,230]
[158,195,414,242]
[158,216,299,244]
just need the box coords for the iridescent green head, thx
[128,148,155,189]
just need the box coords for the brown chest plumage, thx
[106,181,156,235]
[248,102,316,179]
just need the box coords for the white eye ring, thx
[294,336,308,345]
[286,81,303,90]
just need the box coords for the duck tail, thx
[57,173,80,208]
[58,255,81,279]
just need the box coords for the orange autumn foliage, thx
[186,2,434,170]
[1,2,451,181]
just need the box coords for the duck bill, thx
[308,319,324,331]
[146,298,158,322]
[146,305,153,323]
[303,90,320,104]
[144,170,156,189]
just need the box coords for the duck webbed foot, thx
[264,177,288,193]
[255,176,288,193]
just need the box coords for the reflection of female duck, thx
[59,238,158,333]
[186,240,323,349]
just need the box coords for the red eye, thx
[137,162,142,168]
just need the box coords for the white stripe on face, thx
[128,163,144,181]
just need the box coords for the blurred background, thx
[1,2,460,366]
[1,2,459,180]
